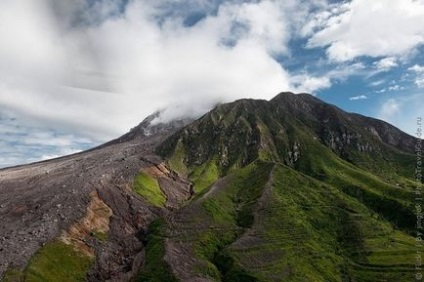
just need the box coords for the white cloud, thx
[408,64,424,88]
[305,0,424,61]
[349,95,367,101]
[326,62,366,80]
[375,84,405,93]
[0,0,320,143]
[219,1,290,54]
[289,61,365,95]
[415,77,424,88]
[369,79,385,87]
[387,85,404,91]
[0,0,338,167]
[0,0,337,144]
[377,93,424,135]
[40,148,82,162]
[408,64,424,73]
[291,74,331,94]
[373,57,398,72]
[379,98,401,119]
[0,109,93,167]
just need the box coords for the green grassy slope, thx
[136,219,179,282]
[153,93,418,281]
[133,172,167,207]
[150,160,416,281]
[24,241,93,282]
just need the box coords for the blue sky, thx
[0,0,423,167]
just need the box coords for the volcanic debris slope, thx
[0,92,418,282]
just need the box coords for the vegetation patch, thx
[133,172,166,207]
[201,198,234,224]
[167,140,188,176]
[190,161,219,194]
[136,219,178,282]
[190,162,273,280]
[214,251,258,282]
[91,230,108,242]
[3,268,24,282]
[339,184,415,232]
[24,240,93,282]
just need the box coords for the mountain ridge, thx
[157,92,414,179]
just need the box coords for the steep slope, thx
[0,92,419,282]
[147,92,418,281]
[158,92,415,185]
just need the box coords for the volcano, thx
[0,92,418,281]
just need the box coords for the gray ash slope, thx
[0,113,192,281]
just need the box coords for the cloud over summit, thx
[0,0,320,141]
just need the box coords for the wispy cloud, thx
[408,64,424,88]
[0,109,93,167]
[291,73,331,94]
[387,85,404,91]
[408,64,424,73]
[376,93,423,135]
[373,57,398,72]
[349,95,367,101]
[379,98,400,118]
[369,79,385,87]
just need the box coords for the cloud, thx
[49,0,124,27]
[0,109,93,168]
[373,57,398,72]
[305,0,424,61]
[40,148,82,162]
[379,98,401,119]
[349,95,367,101]
[0,0,323,143]
[408,64,424,88]
[326,62,366,80]
[409,64,424,73]
[369,80,385,87]
[289,61,366,96]
[377,93,424,135]
[414,77,424,88]
[291,74,331,94]
[0,0,334,167]
[375,84,405,93]
[387,85,404,91]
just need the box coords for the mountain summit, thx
[0,92,418,281]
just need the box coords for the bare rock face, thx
[0,117,192,281]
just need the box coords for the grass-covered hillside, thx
[147,92,418,281]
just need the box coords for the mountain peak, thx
[158,92,414,176]
[104,111,194,146]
